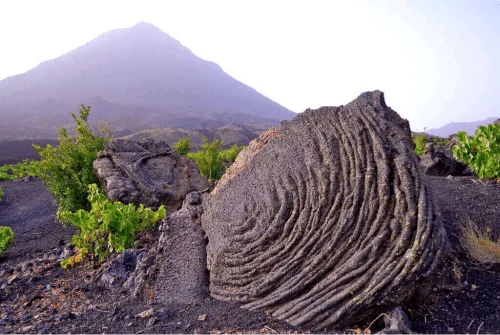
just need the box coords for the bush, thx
[173,137,190,156]
[412,133,427,156]
[0,159,38,181]
[33,105,110,216]
[0,226,14,256]
[431,136,448,147]
[0,187,3,201]
[452,123,500,180]
[461,219,500,264]
[412,133,448,156]
[187,137,224,182]
[220,144,245,163]
[59,184,166,268]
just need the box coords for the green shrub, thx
[431,136,448,147]
[173,137,190,156]
[0,226,14,256]
[412,133,448,156]
[452,124,500,180]
[33,105,110,216]
[0,159,39,181]
[0,187,3,201]
[186,137,224,182]
[220,144,245,163]
[412,133,427,156]
[59,184,166,268]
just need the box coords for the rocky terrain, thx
[1,175,499,334]
[1,91,500,334]
[122,124,264,149]
[0,124,262,166]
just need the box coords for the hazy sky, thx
[1,0,499,130]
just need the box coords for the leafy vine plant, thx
[0,226,14,256]
[60,184,166,269]
[453,123,500,180]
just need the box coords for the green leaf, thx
[453,123,500,180]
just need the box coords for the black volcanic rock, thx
[0,22,295,139]
[201,91,448,329]
[419,142,469,177]
[93,138,209,211]
[124,191,208,305]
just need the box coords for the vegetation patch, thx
[175,136,246,182]
[60,184,166,269]
[186,137,224,182]
[0,159,38,181]
[412,133,448,156]
[0,226,14,256]
[173,136,190,156]
[220,144,246,163]
[461,219,500,264]
[412,133,428,156]
[33,105,110,216]
[452,123,500,180]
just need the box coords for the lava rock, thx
[125,191,208,304]
[136,308,154,319]
[201,91,448,329]
[379,307,415,334]
[93,138,209,211]
[420,142,468,176]
[98,250,142,288]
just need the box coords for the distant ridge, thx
[121,124,261,148]
[427,117,499,137]
[0,22,295,139]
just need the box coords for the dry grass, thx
[460,219,500,264]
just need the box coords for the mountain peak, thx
[129,21,167,35]
[134,21,158,28]
[0,22,295,139]
[107,21,178,43]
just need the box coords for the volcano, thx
[0,22,295,139]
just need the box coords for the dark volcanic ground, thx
[408,175,500,334]
[0,140,58,166]
[0,178,76,263]
[0,175,500,334]
[0,178,302,334]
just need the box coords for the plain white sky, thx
[1,0,499,130]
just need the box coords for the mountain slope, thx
[121,124,262,148]
[0,22,294,139]
[427,117,499,137]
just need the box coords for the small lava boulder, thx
[93,138,209,211]
[124,191,208,304]
[98,249,142,289]
[420,142,468,177]
[201,91,448,330]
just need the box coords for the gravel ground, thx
[407,175,500,334]
[0,175,499,334]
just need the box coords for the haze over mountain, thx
[426,117,500,137]
[0,22,294,139]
